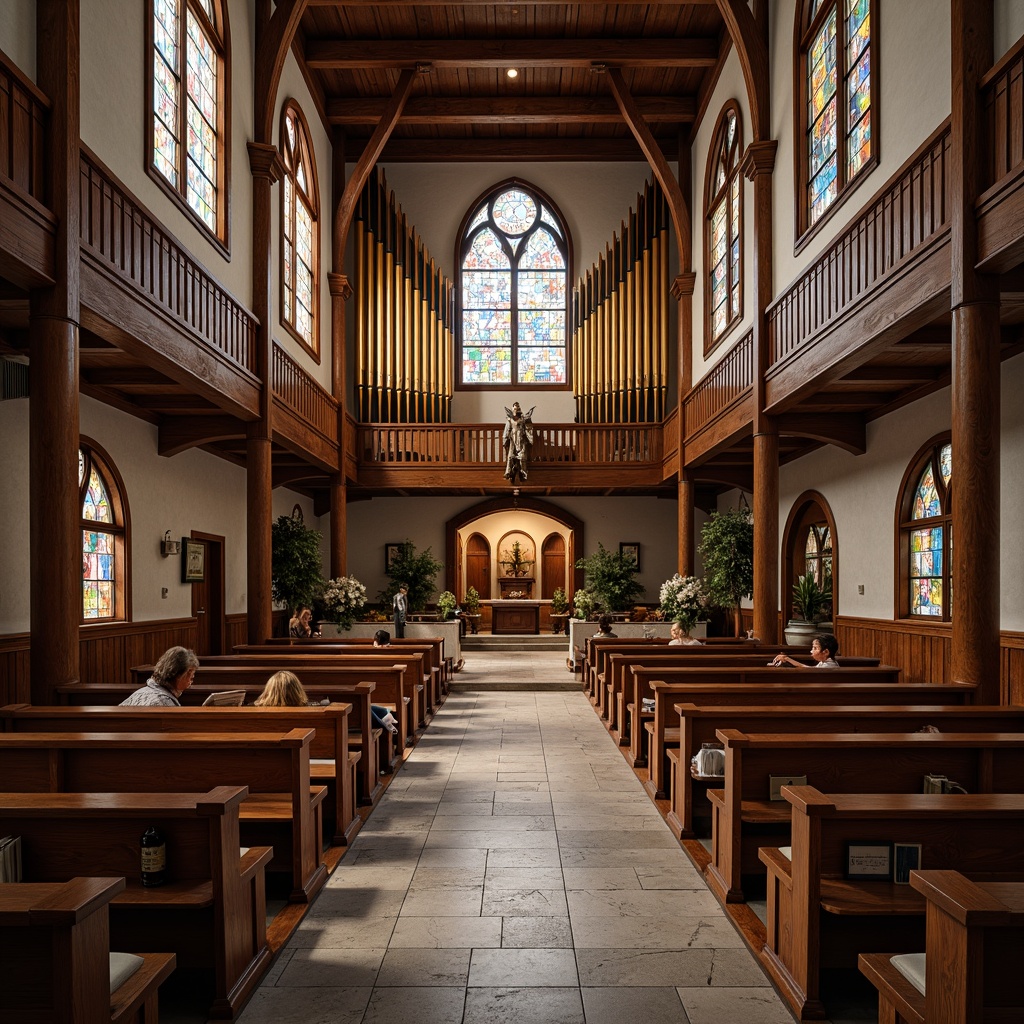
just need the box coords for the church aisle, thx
[234,688,793,1024]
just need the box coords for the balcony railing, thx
[0,47,48,206]
[358,422,661,466]
[78,147,257,375]
[768,124,951,366]
[272,343,337,441]
[983,34,1024,189]
[683,329,753,442]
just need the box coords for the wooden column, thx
[678,471,694,577]
[673,269,696,577]
[950,0,1000,700]
[744,140,779,643]
[30,0,81,701]
[246,142,282,644]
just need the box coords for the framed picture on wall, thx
[385,543,403,571]
[182,538,205,583]
[619,542,641,570]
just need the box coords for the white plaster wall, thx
[778,351,1024,632]
[79,0,255,303]
[0,0,35,78]
[995,0,1024,59]
[344,494,679,607]
[769,0,952,292]
[273,52,334,392]
[689,46,755,384]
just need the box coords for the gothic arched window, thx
[79,441,129,622]
[458,181,570,388]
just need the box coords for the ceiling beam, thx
[346,136,667,162]
[777,413,866,456]
[327,94,697,125]
[158,416,245,457]
[307,0,721,5]
[306,37,719,70]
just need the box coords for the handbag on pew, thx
[692,744,725,777]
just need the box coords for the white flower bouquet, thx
[321,575,367,630]
[659,574,707,633]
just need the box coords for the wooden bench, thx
[52,679,385,806]
[859,870,1024,1024]
[666,703,1024,839]
[0,702,362,842]
[0,876,176,1024]
[0,728,328,903]
[0,786,272,1020]
[758,787,1024,1021]
[707,729,1024,904]
[635,667,916,791]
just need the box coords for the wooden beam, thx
[306,37,719,70]
[307,0,721,5]
[326,94,697,125]
[836,366,937,387]
[776,413,866,456]
[158,417,245,457]
[345,136,665,162]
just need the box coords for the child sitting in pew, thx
[256,669,397,735]
[771,633,840,668]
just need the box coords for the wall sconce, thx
[161,531,180,557]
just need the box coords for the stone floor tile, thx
[399,885,483,916]
[486,847,562,868]
[463,987,584,1024]
[575,947,715,986]
[275,947,385,988]
[580,986,690,1024]
[500,915,574,948]
[468,947,579,987]
[676,986,794,1024]
[359,986,466,1024]
[481,887,569,916]
[567,888,722,918]
[374,947,472,987]
[235,986,370,1023]
[387,916,503,949]
[483,865,565,889]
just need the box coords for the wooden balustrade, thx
[78,147,257,374]
[983,34,1024,189]
[357,422,660,466]
[683,329,752,441]
[0,47,48,205]
[272,342,338,440]
[768,124,951,366]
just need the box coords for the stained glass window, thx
[150,0,226,241]
[281,103,319,355]
[705,104,743,352]
[901,438,952,620]
[458,183,569,386]
[79,444,127,623]
[800,0,873,232]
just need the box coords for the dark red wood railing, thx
[0,47,48,205]
[272,343,337,441]
[683,329,753,441]
[983,34,1024,188]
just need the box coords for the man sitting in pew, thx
[771,633,840,668]
[120,646,199,706]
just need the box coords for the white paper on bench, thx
[110,952,144,993]
[890,952,926,995]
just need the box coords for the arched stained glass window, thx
[280,102,320,357]
[149,0,229,246]
[79,442,129,623]
[704,103,743,352]
[899,437,952,619]
[796,0,874,238]
[458,181,570,387]
[804,524,833,589]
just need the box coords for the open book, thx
[202,690,247,707]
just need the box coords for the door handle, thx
[196,608,206,615]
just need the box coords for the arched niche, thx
[541,534,566,600]
[781,490,837,622]
[465,533,491,599]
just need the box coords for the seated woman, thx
[669,620,703,646]
[120,646,198,706]
[289,606,313,638]
[593,614,617,638]
[772,633,840,668]
[254,669,309,706]
[369,630,400,734]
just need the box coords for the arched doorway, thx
[781,491,837,623]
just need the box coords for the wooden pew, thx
[707,730,1024,904]
[0,729,328,903]
[0,786,272,1020]
[53,679,384,806]
[758,787,1024,1022]
[859,870,1024,1024]
[636,666,914,792]
[666,703,1024,839]
[0,702,364,840]
[0,876,176,1024]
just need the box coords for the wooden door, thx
[190,533,225,655]
[466,533,491,599]
[541,533,566,599]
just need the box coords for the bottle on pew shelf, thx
[140,825,167,887]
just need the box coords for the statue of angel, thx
[503,402,535,485]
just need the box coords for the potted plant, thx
[320,575,367,633]
[698,506,754,637]
[437,590,457,620]
[572,588,596,621]
[574,542,644,612]
[271,514,323,633]
[659,573,708,639]
[463,586,481,614]
[551,587,569,614]
[379,541,444,613]
[500,541,535,578]
[784,573,833,646]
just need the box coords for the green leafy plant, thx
[271,514,324,614]
[575,542,644,612]
[500,541,535,577]
[572,588,596,620]
[791,573,832,622]
[379,540,444,612]
[437,590,457,620]
[551,587,569,614]
[698,507,754,635]
[463,586,481,613]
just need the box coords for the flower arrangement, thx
[500,541,535,577]
[463,586,481,613]
[320,575,367,630]
[437,590,458,620]
[659,574,708,634]
[572,588,596,620]
[551,587,570,614]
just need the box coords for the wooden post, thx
[329,126,350,576]
[30,0,81,701]
[678,471,694,577]
[950,0,1000,701]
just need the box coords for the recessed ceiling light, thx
[506,67,519,79]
